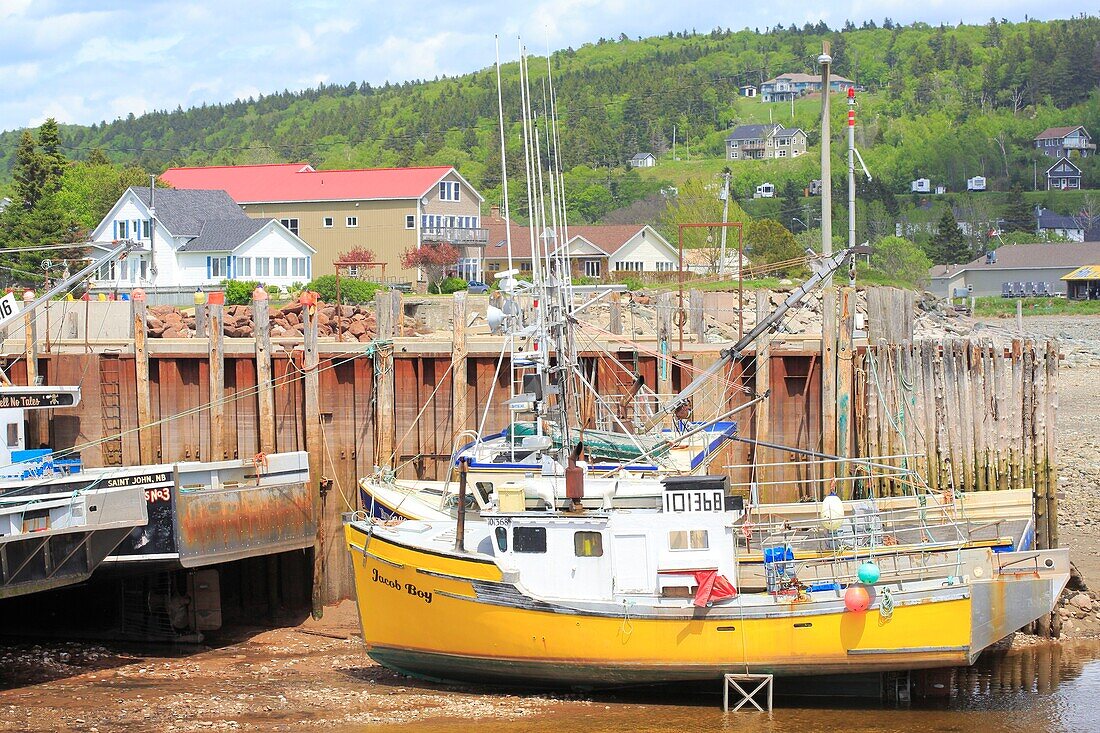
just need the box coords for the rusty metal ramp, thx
[173,451,313,568]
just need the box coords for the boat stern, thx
[968,547,1071,660]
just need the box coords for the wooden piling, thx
[657,292,673,399]
[374,291,396,469]
[208,303,225,460]
[690,290,704,343]
[836,287,854,481]
[821,288,837,483]
[1044,339,1059,548]
[303,301,323,618]
[451,292,469,443]
[609,291,623,335]
[753,291,771,489]
[253,297,276,454]
[133,298,155,464]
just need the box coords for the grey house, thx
[929,241,1100,298]
[1047,158,1082,190]
[726,123,807,161]
[1034,126,1094,159]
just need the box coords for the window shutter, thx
[113,221,118,239]
[228,256,234,279]
[206,256,212,279]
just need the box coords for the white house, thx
[89,187,315,295]
[482,211,678,279]
[629,153,656,168]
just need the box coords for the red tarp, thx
[693,570,738,607]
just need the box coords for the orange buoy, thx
[844,584,871,612]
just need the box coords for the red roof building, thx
[159,163,485,281]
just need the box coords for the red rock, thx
[285,312,300,327]
[358,333,373,343]
[347,320,367,337]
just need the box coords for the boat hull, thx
[343,522,1063,688]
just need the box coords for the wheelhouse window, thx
[513,526,547,553]
[495,526,508,552]
[574,531,603,557]
[668,529,709,551]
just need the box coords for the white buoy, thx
[820,493,844,531]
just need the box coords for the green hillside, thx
[1,17,1100,265]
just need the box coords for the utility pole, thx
[148,174,157,284]
[819,42,833,268]
[847,86,856,251]
[719,170,731,276]
[672,124,677,160]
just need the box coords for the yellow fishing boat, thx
[345,482,1068,687]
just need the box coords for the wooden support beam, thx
[253,296,276,454]
[374,291,396,470]
[208,303,226,460]
[609,291,622,336]
[836,287,854,482]
[820,288,837,483]
[656,292,673,402]
[1044,339,1059,549]
[133,298,155,464]
[195,303,209,339]
[303,301,324,618]
[753,291,771,490]
[451,292,469,444]
[689,289,704,343]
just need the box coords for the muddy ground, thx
[2,317,1099,731]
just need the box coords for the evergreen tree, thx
[36,118,65,190]
[928,209,972,265]
[10,131,45,212]
[1001,187,1034,233]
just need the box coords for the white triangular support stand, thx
[722,673,773,712]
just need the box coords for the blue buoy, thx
[857,561,881,585]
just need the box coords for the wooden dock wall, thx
[2,289,1059,606]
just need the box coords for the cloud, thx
[0,1,1095,133]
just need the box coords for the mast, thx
[494,36,513,273]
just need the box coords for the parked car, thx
[466,280,489,294]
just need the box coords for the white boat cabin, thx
[482,486,736,604]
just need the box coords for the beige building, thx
[160,163,485,282]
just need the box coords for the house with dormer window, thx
[88,187,313,295]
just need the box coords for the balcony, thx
[1063,139,1096,150]
[421,227,489,247]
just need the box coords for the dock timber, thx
[0,287,1060,611]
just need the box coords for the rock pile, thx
[143,303,429,341]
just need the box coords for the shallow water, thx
[397,639,1100,733]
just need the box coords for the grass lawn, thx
[972,297,1100,317]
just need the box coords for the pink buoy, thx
[844,584,871,612]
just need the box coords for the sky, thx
[0,0,1094,133]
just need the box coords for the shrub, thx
[430,276,468,294]
[222,280,261,305]
[617,275,644,292]
[305,274,384,304]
